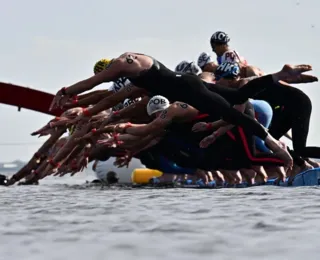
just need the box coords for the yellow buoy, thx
[131,168,163,184]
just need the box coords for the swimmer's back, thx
[128,57,205,100]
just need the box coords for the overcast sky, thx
[0,0,319,162]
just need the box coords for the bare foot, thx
[240,169,256,185]
[287,164,301,185]
[280,64,318,83]
[275,166,286,183]
[212,171,225,184]
[196,170,208,184]
[282,64,312,75]
[284,74,318,84]
[251,165,268,183]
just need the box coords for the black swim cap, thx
[210,31,230,46]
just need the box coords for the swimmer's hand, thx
[70,156,88,175]
[31,123,53,137]
[50,91,70,111]
[104,125,117,133]
[277,140,287,150]
[104,111,120,125]
[113,123,128,133]
[63,107,84,117]
[75,130,97,143]
[199,132,219,148]
[97,136,122,147]
[49,117,71,128]
[31,130,47,137]
[80,126,116,144]
[54,165,68,176]
[192,122,210,132]
[266,136,293,170]
[80,156,89,172]
[66,113,90,126]
[49,90,63,111]
[60,97,79,109]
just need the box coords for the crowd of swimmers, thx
[4,31,320,187]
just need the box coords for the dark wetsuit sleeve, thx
[206,102,285,170]
[206,75,275,105]
[210,77,320,164]
[233,126,285,166]
[185,81,268,140]
[262,84,320,165]
[130,60,270,141]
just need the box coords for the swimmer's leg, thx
[177,77,293,167]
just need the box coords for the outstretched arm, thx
[76,90,113,107]
[50,54,143,110]
[110,96,150,123]
[85,85,144,117]
[62,59,126,96]
[123,109,172,136]
[77,90,109,100]
[125,134,163,154]
[214,103,247,136]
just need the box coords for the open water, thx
[0,172,319,260]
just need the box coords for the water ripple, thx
[0,177,319,260]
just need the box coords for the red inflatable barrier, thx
[0,82,63,116]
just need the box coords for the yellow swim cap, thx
[93,58,112,74]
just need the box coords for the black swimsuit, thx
[136,107,286,171]
[255,83,320,166]
[204,80,320,166]
[128,58,276,140]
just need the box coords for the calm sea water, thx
[0,171,320,260]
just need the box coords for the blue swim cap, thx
[215,62,240,80]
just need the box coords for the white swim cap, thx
[123,97,142,108]
[175,61,202,75]
[220,50,247,65]
[197,52,213,69]
[146,95,170,116]
[111,78,131,93]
